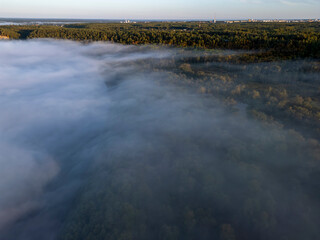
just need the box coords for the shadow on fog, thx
[0,39,319,240]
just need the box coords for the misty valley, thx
[0,39,319,240]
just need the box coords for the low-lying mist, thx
[0,40,319,240]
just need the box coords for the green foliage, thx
[56,49,320,240]
[2,23,319,239]
[0,28,20,39]
[1,22,320,58]
[141,56,320,140]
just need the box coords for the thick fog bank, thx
[0,40,319,240]
[0,40,137,238]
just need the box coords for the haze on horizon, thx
[0,0,319,20]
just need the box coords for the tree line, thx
[1,22,319,58]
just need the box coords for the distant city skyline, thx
[0,0,319,20]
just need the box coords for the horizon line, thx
[1,17,319,21]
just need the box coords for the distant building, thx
[224,18,319,24]
[120,20,135,24]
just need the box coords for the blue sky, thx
[0,0,319,19]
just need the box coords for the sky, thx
[0,0,319,20]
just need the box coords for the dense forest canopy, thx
[1,22,320,59]
[0,23,319,240]
[2,22,318,138]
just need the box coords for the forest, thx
[1,22,320,127]
[1,21,320,59]
[2,22,318,139]
[0,23,319,240]
[57,46,320,240]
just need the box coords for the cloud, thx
[0,141,58,230]
[0,39,319,240]
[0,39,171,239]
[0,40,114,236]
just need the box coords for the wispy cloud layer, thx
[0,40,319,240]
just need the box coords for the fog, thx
[0,40,319,240]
